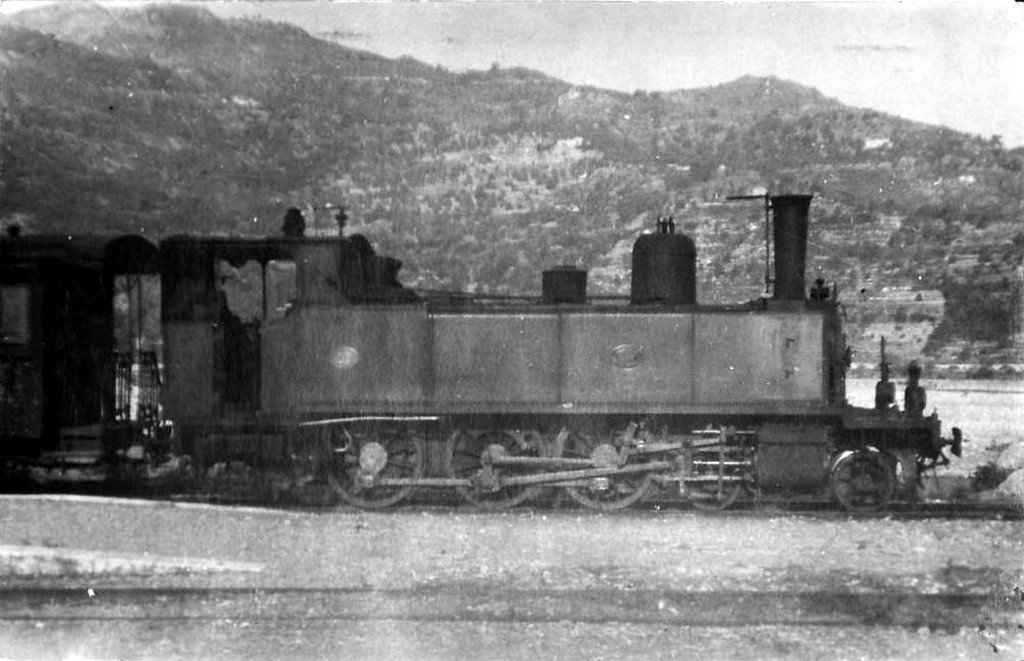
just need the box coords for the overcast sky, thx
[5,1,1023,147]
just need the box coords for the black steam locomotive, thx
[0,196,962,511]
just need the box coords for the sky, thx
[3,0,1024,147]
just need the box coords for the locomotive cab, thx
[160,236,295,420]
[159,233,419,469]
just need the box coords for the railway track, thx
[4,490,1018,521]
[165,491,1023,521]
[0,586,1016,630]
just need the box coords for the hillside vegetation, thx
[1,3,1021,373]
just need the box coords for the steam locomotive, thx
[0,195,962,511]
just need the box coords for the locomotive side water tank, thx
[630,221,697,305]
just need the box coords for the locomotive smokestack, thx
[770,194,812,301]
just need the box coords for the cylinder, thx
[771,194,813,301]
[542,265,587,304]
[630,228,697,305]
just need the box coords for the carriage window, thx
[113,275,162,352]
[0,285,30,345]
[266,260,297,322]
[112,274,162,422]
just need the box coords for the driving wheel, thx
[562,432,654,511]
[335,426,425,509]
[446,430,540,509]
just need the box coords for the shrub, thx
[969,461,1014,492]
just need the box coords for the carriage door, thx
[0,279,39,447]
[215,260,264,411]
[112,273,162,427]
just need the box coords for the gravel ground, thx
[2,619,1020,661]
[1,496,1022,659]
[0,497,1021,593]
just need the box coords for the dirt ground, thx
[1,496,1022,659]
[1,497,1021,592]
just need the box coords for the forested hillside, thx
[1,3,1021,373]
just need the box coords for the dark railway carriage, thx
[161,195,961,511]
[0,231,161,483]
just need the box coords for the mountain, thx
[2,3,1021,374]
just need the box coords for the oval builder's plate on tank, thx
[330,345,360,370]
[610,344,644,370]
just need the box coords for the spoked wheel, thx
[830,450,895,512]
[562,432,654,511]
[335,426,425,509]
[446,430,540,509]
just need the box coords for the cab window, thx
[266,260,297,321]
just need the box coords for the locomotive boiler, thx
[0,195,962,511]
